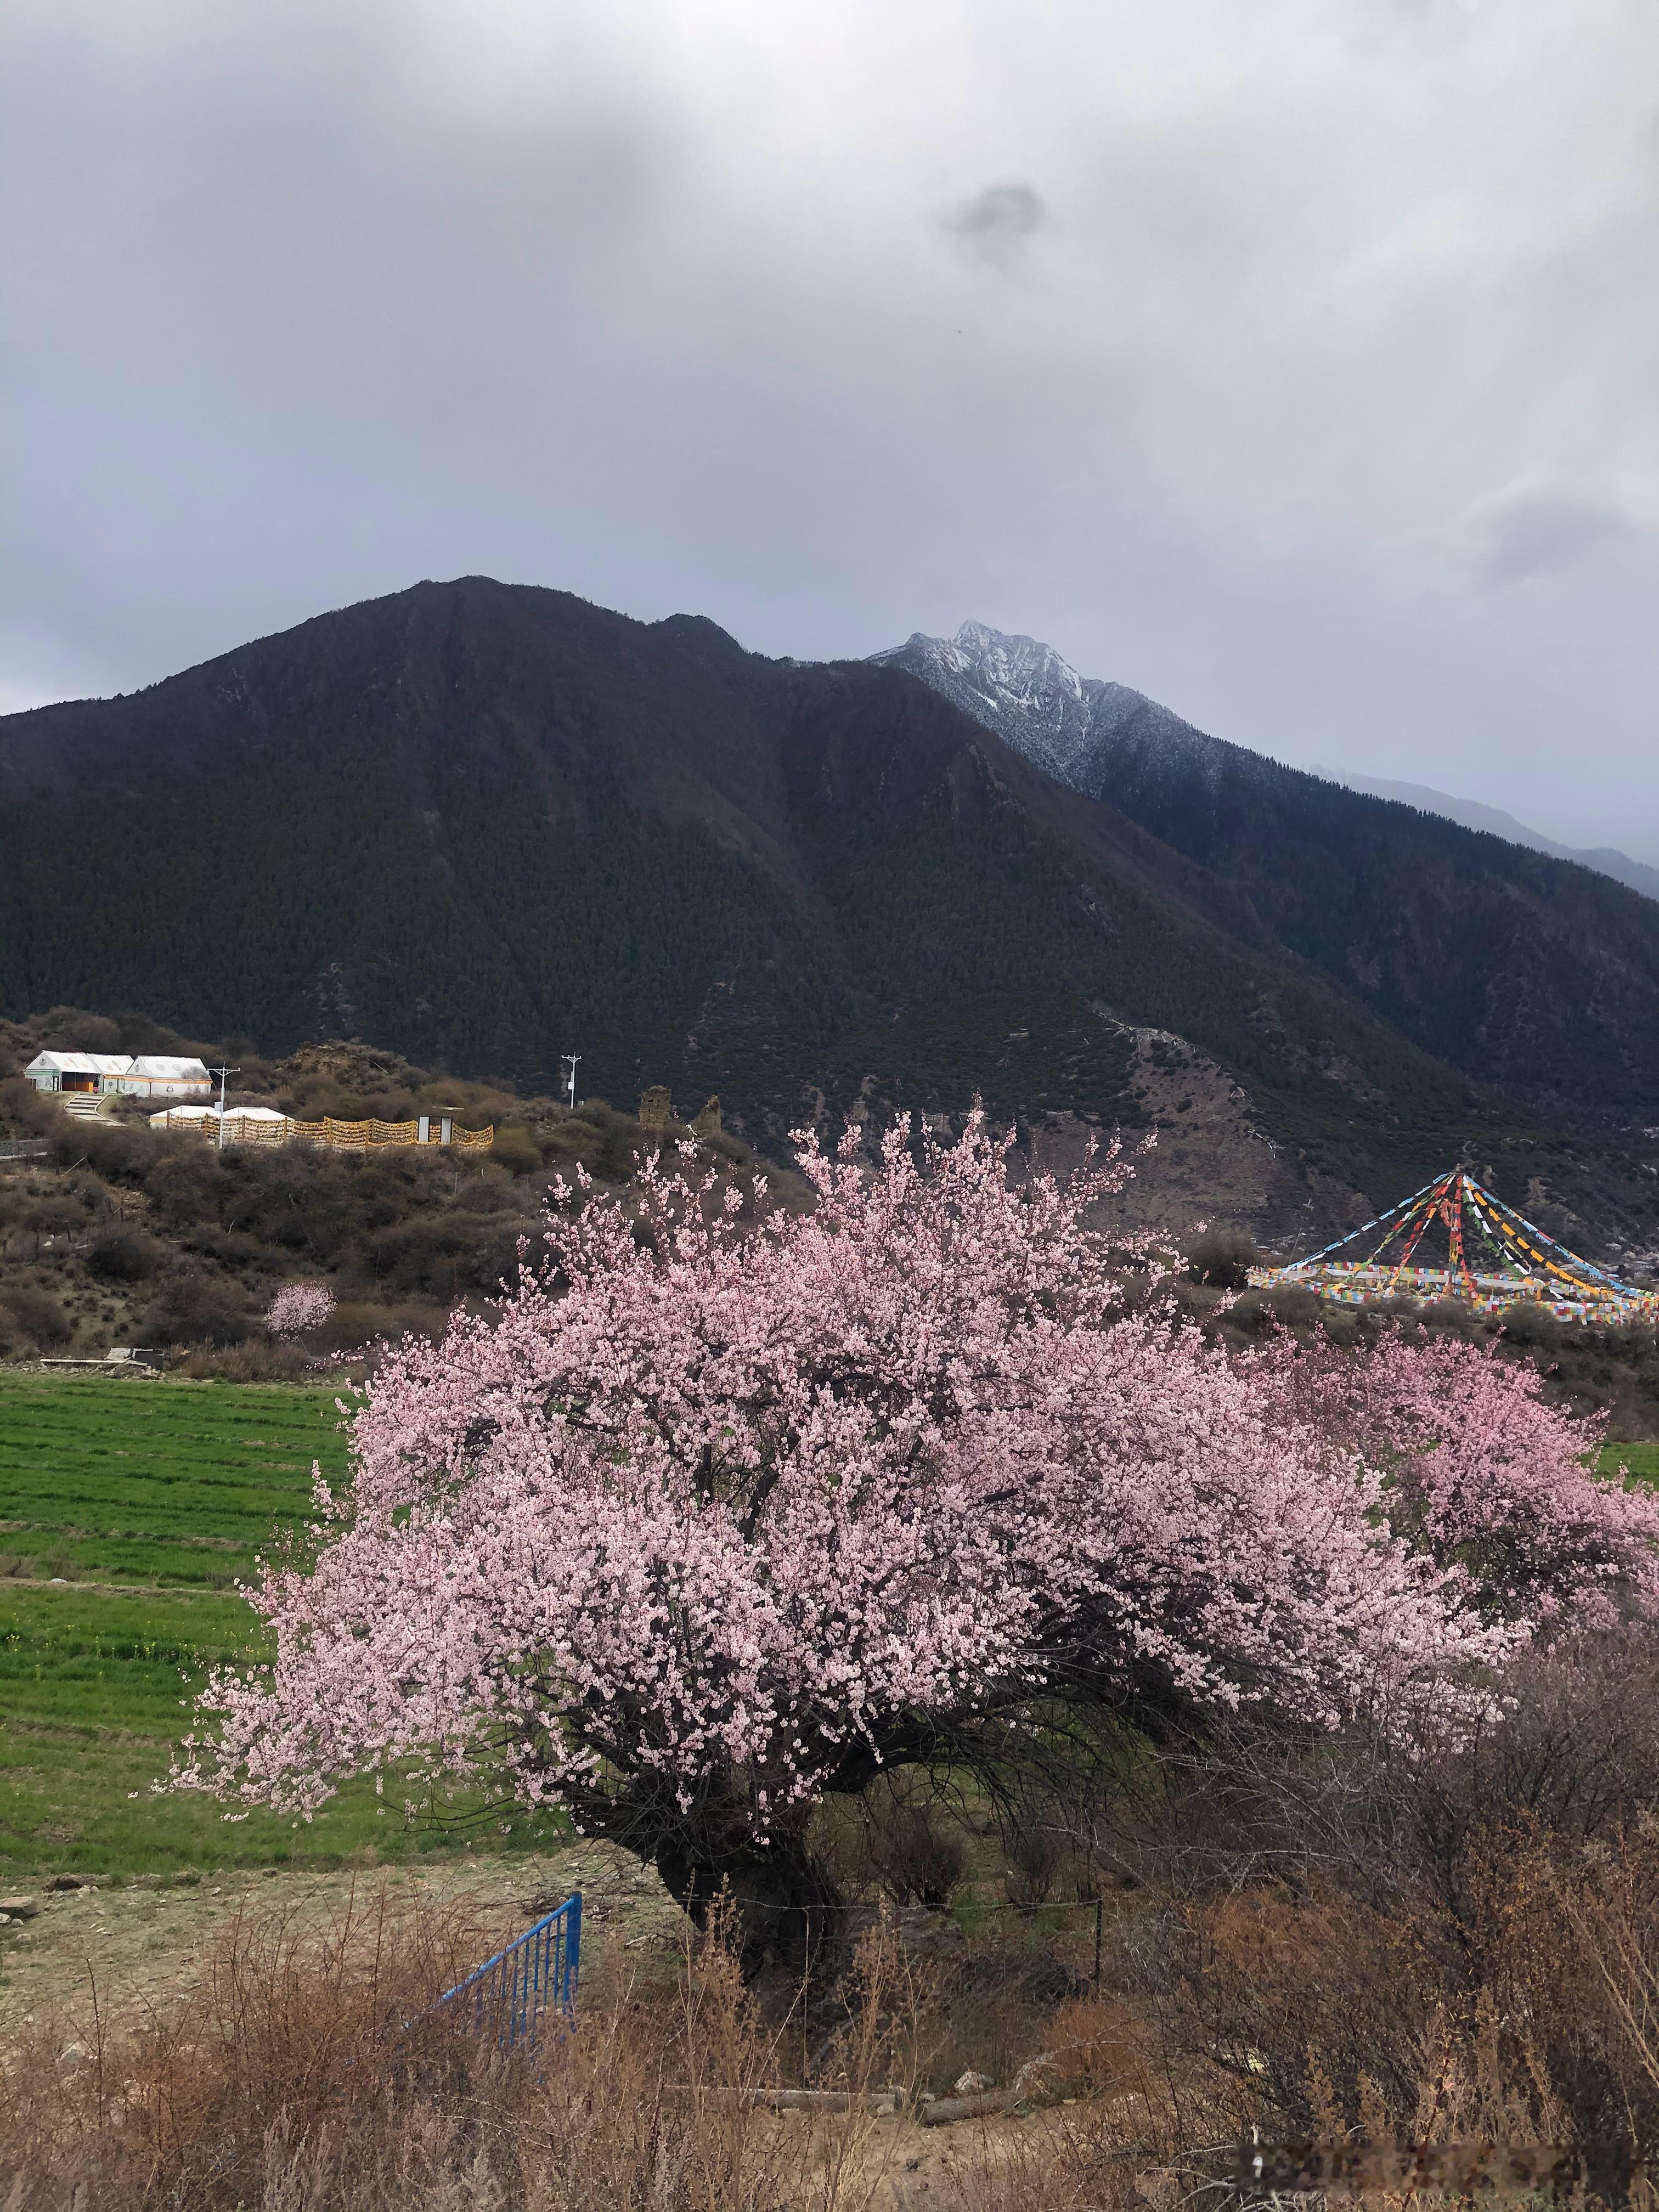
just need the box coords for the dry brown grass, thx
[0,1887,940,2212]
[14,1850,1653,2212]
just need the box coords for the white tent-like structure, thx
[26,1051,210,1101]
[1254,1167,1658,1323]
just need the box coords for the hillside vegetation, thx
[0,1013,770,1369]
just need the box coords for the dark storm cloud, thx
[2,0,1656,857]
[941,181,1048,268]
[1436,481,1642,588]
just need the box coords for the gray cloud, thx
[940,180,1048,268]
[1434,480,1642,586]
[1,0,1657,861]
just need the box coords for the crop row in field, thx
[0,1372,350,1585]
[0,1577,567,1877]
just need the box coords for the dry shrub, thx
[0,1886,498,2210]
[828,1774,968,1911]
[86,1228,160,1282]
[1041,1995,1154,2098]
[0,1888,930,2212]
[918,1922,1088,2096]
[176,1337,317,1381]
[925,2007,1239,2212]
[531,1903,929,2212]
[928,2120,1118,2212]
[525,1914,802,2212]
[1406,1629,1659,1923]
[1491,1827,1659,2149]
[1184,1228,1258,1291]
[995,1800,1095,1910]
[1138,1813,1659,2159]
[992,1788,1069,1909]
[0,1282,72,1347]
[923,1846,1659,2212]
[1164,1877,1434,2132]
[313,1298,452,1356]
[1400,1989,1572,2156]
[142,1265,253,1347]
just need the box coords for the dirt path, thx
[0,1842,683,2035]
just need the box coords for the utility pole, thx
[210,1064,239,1152]
[561,1054,580,1112]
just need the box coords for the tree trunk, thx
[652,1812,843,1981]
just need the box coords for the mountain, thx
[1309,768,1659,906]
[2,579,1658,1256]
[866,619,1199,794]
[873,622,1659,1132]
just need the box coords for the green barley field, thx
[0,1373,565,1880]
[0,1371,348,1588]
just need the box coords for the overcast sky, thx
[4,0,1657,857]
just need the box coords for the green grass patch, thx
[0,1372,349,1586]
[0,1376,566,1877]
[1603,1441,1659,1485]
[0,1579,567,1878]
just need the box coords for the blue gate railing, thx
[438,1891,582,2052]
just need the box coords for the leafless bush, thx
[176,1337,318,1381]
[1404,1628,1659,1922]
[923,1988,1242,2212]
[1491,1827,1659,2149]
[833,1774,968,1911]
[0,1282,72,1347]
[1184,1228,1259,1292]
[86,1228,160,1282]
[1001,1818,1065,1908]
[0,1887,498,2209]
[141,1263,254,1347]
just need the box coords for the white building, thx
[25,1051,212,1102]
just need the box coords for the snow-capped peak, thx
[949,620,1086,706]
[870,620,1097,781]
[869,618,1233,803]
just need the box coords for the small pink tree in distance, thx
[179,1116,1659,1963]
[266,1280,336,1339]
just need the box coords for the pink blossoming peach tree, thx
[266,1280,336,1339]
[175,1116,1659,1960]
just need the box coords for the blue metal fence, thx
[438,1891,582,2052]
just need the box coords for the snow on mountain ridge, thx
[872,621,1102,783]
[872,620,1658,908]
[871,619,1236,798]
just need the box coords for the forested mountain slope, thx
[875,621,1659,1125]
[2,578,1656,1249]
